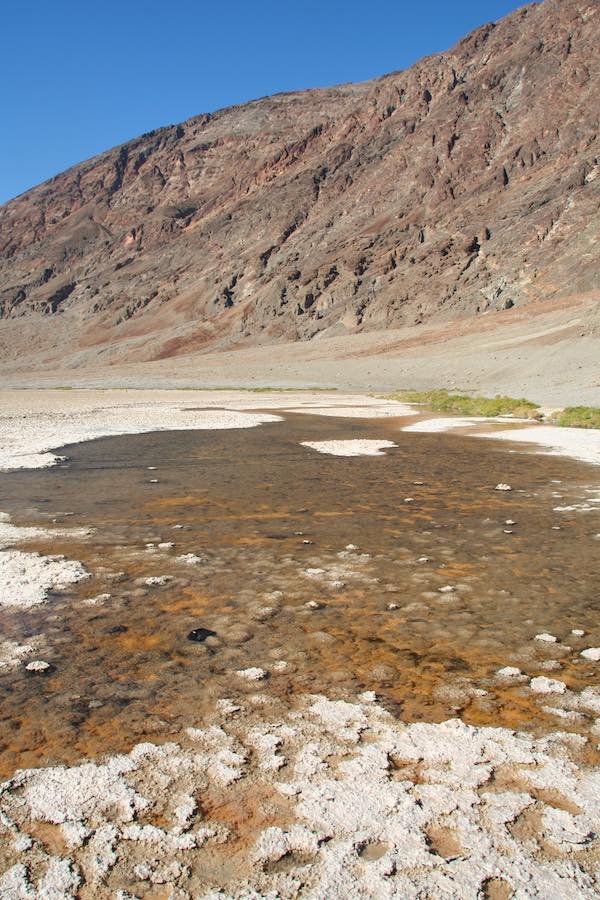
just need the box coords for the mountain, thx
[0,0,598,370]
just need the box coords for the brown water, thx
[1,412,599,778]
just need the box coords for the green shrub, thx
[386,389,541,419]
[553,406,600,429]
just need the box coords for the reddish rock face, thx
[0,0,598,367]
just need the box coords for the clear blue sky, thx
[0,0,527,205]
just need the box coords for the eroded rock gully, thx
[0,0,598,371]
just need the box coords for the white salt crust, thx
[0,404,282,471]
[301,440,398,457]
[0,550,89,610]
[1,694,599,898]
[488,425,600,467]
[403,418,600,466]
[224,395,415,417]
[403,416,499,433]
[286,404,415,418]
[0,513,90,550]
[0,639,43,671]
[0,514,90,610]
[530,676,567,695]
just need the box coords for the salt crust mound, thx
[0,404,282,471]
[0,513,90,609]
[0,638,43,671]
[1,694,599,898]
[301,440,397,457]
[0,550,89,609]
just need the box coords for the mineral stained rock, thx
[0,0,598,371]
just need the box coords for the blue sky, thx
[0,0,526,205]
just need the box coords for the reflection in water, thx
[0,412,599,778]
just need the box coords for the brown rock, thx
[0,0,598,370]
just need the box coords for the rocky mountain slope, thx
[0,0,598,369]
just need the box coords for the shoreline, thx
[0,388,599,472]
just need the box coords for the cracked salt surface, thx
[1,693,599,898]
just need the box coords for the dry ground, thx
[0,296,599,407]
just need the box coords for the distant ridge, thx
[0,0,598,370]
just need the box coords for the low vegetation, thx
[386,389,541,419]
[551,406,600,429]
[241,386,337,393]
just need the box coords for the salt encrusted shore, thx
[1,388,599,470]
[402,416,522,433]
[484,424,600,468]
[1,693,599,898]
[0,390,416,472]
[403,417,600,467]
[0,401,283,471]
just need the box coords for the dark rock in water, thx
[108,625,128,634]
[187,627,216,643]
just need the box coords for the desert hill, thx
[0,0,598,372]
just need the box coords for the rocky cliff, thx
[0,0,598,368]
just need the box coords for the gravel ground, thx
[0,298,598,406]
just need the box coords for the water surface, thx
[1,412,599,778]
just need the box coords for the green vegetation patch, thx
[386,389,541,419]
[553,406,600,429]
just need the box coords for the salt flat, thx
[0,388,600,897]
